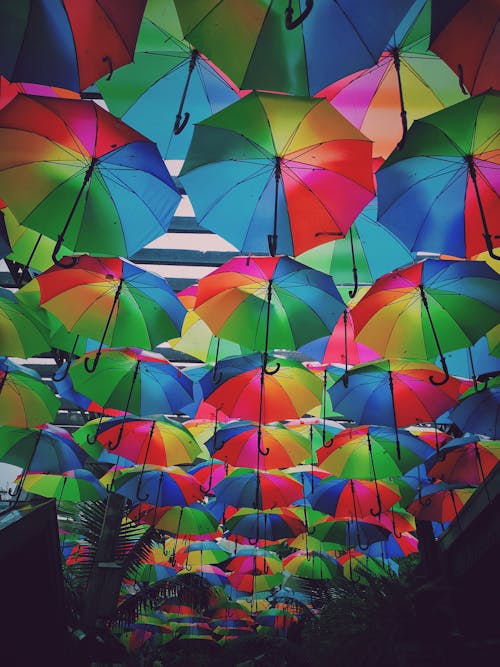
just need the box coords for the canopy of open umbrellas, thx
[0,0,498,655]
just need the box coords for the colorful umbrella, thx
[0,0,146,91]
[227,569,283,594]
[224,507,306,542]
[430,0,499,95]
[103,465,203,506]
[450,384,500,438]
[97,5,239,158]
[0,95,180,262]
[350,259,499,380]
[173,0,414,95]
[204,420,311,470]
[0,357,60,427]
[198,353,322,423]
[22,256,187,368]
[180,91,374,257]
[133,504,220,537]
[282,551,341,580]
[328,359,465,454]
[226,549,283,576]
[214,468,303,510]
[0,286,50,357]
[194,255,345,353]
[377,91,500,260]
[426,435,500,486]
[318,0,465,157]
[69,348,194,416]
[339,549,396,582]
[365,532,419,560]
[308,478,402,520]
[406,481,476,522]
[177,540,230,568]
[308,516,391,548]
[19,469,107,503]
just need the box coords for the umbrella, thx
[317,425,434,491]
[19,469,107,503]
[69,348,194,417]
[198,353,322,423]
[308,478,402,520]
[430,0,499,95]
[224,507,306,542]
[103,464,204,506]
[450,384,500,438]
[194,255,345,354]
[308,516,391,549]
[296,199,413,300]
[226,549,283,576]
[256,608,296,631]
[0,0,146,91]
[377,91,500,260]
[406,481,476,522]
[426,435,500,486]
[0,357,60,427]
[204,420,311,470]
[327,359,465,455]
[214,468,303,510]
[180,91,374,257]
[227,569,283,594]
[0,286,50,357]
[339,549,396,582]
[172,0,414,95]
[282,551,341,580]
[365,532,419,560]
[177,540,230,568]
[97,6,239,158]
[318,0,466,157]
[21,255,187,370]
[0,95,180,264]
[133,504,220,537]
[190,458,233,497]
[351,258,499,381]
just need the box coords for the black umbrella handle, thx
[102,55,114,81]
[285,0,313,29]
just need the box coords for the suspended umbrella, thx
[224,507,306,542]
[406,481,476,522]
[317,425,435,484]
[327,359,465,456]
[425,435,500,487]
[103,464,203,506]
[214,468,303,510]
[351,259,499,381]
[339,549,396,582]
[198,353,323,423]
[309,516,391,549]
[318,0,466,157]
[256,608,296,632]
[78,416,201,466]
[176,540,230,569]
[0,286,50,357]
[377,91,500,260]
[179,564,229,588]
[19,469,107,503]
[487,324,500,358]
[378,506,416,537]
[284,418,345,463]
[285,466,332,497]
[0,357,60,427]
[133,504,220,538]
[69,348,194,417]
[0,95,180,264]
[306,362,350,423]
[21,256,187,371]
[282,551,341,580]
[204,420,311,470]
[194,255,346,355]
[0,0,146,91]
[308,478,401,521]
[439,334,500,391]
[365,532,419,560]
[450,384,500,439]
[430,0,499,95]
[97,6,239,158]
[133,562,177,584]
[226,549,283,577]
[180,91,374,257]
[190,458,233,497]
[173,0,414,96]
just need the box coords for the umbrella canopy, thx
[194,255,345,353]
[214,468,303,510]
[180,91,374,257]
[198,353,322,422]
[309,516,391,548]
[377,91,500,259]
[97,7,239,158]
[204,420,311,470]
[0,357,60,427]
[450,384,500,439]
[69,348,194,416]
[173,0,414,95]
[406,481,476,521]
[426,435,500,486]
[224,507,306,541]
[0,286,50,357]
[317,425,434,479]
[0,95,180,261]
[20,469,107,503]
[282,551,341,580]
[365,532,419,560]
[308,478,402,519]
[133,504,220,536]
[350,259,499,377]
[21,256,187,360]
[0,0,146,91]
[430,0,499,95]
[339,549,396,582]
[319,0,465,158]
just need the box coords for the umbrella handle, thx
[212,365,223,384]
[391,510,403,539]
[347,230,359,299]
[285,0,313,29]
[457,64,468,95]
[84,352,101,374]
[52,236,78,268]
[264,359,280,375]
[52,360,71,382]
[135,473,150,503]
[429,355,450,386]
[174,111,190,135]
[102,55,114,81]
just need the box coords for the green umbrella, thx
[0,286,50,357]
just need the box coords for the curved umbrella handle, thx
[52,236,79,268]
[173,111,190,135]
[348,264,359,299]
[391,509,403,539]
[285,0,313,29]
[212,365,223,384]
[264,359,280,375]
[430,355,450,386]
[52,360,71,382]
[84,352,101,374]
[135,472,150,503]
[102,55,114,81]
